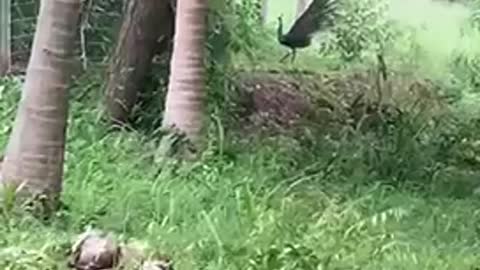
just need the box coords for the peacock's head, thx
[277,14,284,24]
[277,14,285,41]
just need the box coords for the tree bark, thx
[0,0,11,76]
[0,0,81,205]
[162,0,208,146]
[104,0,174,126]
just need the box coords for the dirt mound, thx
[235,72,316,129]
[233,69,449,134]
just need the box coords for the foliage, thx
[323,0,397,63]
[227,0,269,59]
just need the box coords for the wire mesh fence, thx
[9,0,122,73]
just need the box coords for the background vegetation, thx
[2,0,480,269]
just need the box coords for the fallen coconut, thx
[68,228,121,270]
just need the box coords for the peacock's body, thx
[277,0,337,62]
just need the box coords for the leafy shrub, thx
[325,0,397,62]
[228,0,268,59]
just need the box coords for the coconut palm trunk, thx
[0,0,81,206]
[105,0,174,126]
[162,0,208,148]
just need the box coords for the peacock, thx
[277,0,337,63]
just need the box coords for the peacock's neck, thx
[277,18,284,42]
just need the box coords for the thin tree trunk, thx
[105,0,174,126]
[0,0,11,76]
[0,0,81,206]
[162,0,208,146]
[260,0,268,25]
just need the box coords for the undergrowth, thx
[2,70,480,269]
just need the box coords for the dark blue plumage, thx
[277,0,337,63]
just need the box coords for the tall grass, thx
[1,74,480,269]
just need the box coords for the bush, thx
[323,0,397,63]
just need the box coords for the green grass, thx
[1,75,480,269]
[3,0,480,269]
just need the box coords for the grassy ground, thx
[1,78,480,269]
[2,0,480,269]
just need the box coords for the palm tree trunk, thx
[104,0,174,126]
[162,0,208,147]
[0,0,81,206]
[0,0,11,76]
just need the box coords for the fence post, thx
[0,0,11,76]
